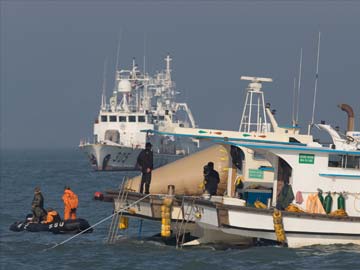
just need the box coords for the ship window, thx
[138,116,146,122]
[119,116,126,122]
[328,154,360,169]
[159,115,165,121]
[109,115,117,122]
[101,115,108,122]
[254,152,266,160]
[129,116,136,122]
[289,137,300,143]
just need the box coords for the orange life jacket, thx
[62,189,79,209]
[45,210,60,223]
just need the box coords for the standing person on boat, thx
[62,186,79,220]
[136,142,154,194]
[31,187,46,223]
[276,180,294,210]
[203,162,220,195]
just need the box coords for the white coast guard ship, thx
[80,55,199,171]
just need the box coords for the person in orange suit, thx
[62,186,79,220]
[42,208,61,224]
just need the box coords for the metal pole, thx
[309,32,321,134]
[248,91,254,133]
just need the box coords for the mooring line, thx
[43,194,151,252]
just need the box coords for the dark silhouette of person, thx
[31,187,46,223]
[203,162,220,195]
[137,142,154,194]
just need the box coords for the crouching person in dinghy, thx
[42,208,61,224]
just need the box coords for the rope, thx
[254,200,267,209]
[43,194,151,252]
[285,204,305,213]
[300,191,360,196]
[329,209,348,217]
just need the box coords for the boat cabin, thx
[227,140,360,217]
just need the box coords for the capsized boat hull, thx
[125,144,230,195]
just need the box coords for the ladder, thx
[107,177,129,244]
[175,196,195,249]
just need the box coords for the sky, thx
[1,1,360,149]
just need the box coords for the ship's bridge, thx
[98,112,148,124]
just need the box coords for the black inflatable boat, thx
[10,217,93,234]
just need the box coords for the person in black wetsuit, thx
[31,187,46,223]
[203,162,220,196]
[136,142,154,194]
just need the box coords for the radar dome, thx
[118,79,131,93]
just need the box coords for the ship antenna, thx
[115,30,122,72]
[295,48,303,125]
[113,30,122,93]
[308,32,321,135]
[292,77,296,126]
[143,33,146,74]
[165,53,172,82]
[101,58,107,110]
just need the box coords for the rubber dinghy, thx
[10,217,93,234]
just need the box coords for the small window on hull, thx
[101,115,108,122]
[138,116,146,122]
[119,116,126,122]
[129,116,136,122]
[328,154,360,169]
[109,116,117,122]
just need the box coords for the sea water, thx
[1,149,359,270]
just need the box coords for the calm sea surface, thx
[1,149,359,270]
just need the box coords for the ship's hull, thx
[192,198,360,248]
[80,143,183,171]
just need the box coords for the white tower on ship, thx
[164,54,172,88]
[239,76,273,133]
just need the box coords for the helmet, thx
[145,142,152,149]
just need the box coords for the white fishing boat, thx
[186,121,360,248]
[80,55,199,170]
[109,75,360,248]
[107,76,306,244]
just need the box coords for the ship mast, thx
[101,59,107,111]
[165,54,172,87]
[308,32,321,135]
[239,76,273,133]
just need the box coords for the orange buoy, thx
[94,191,104,201]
